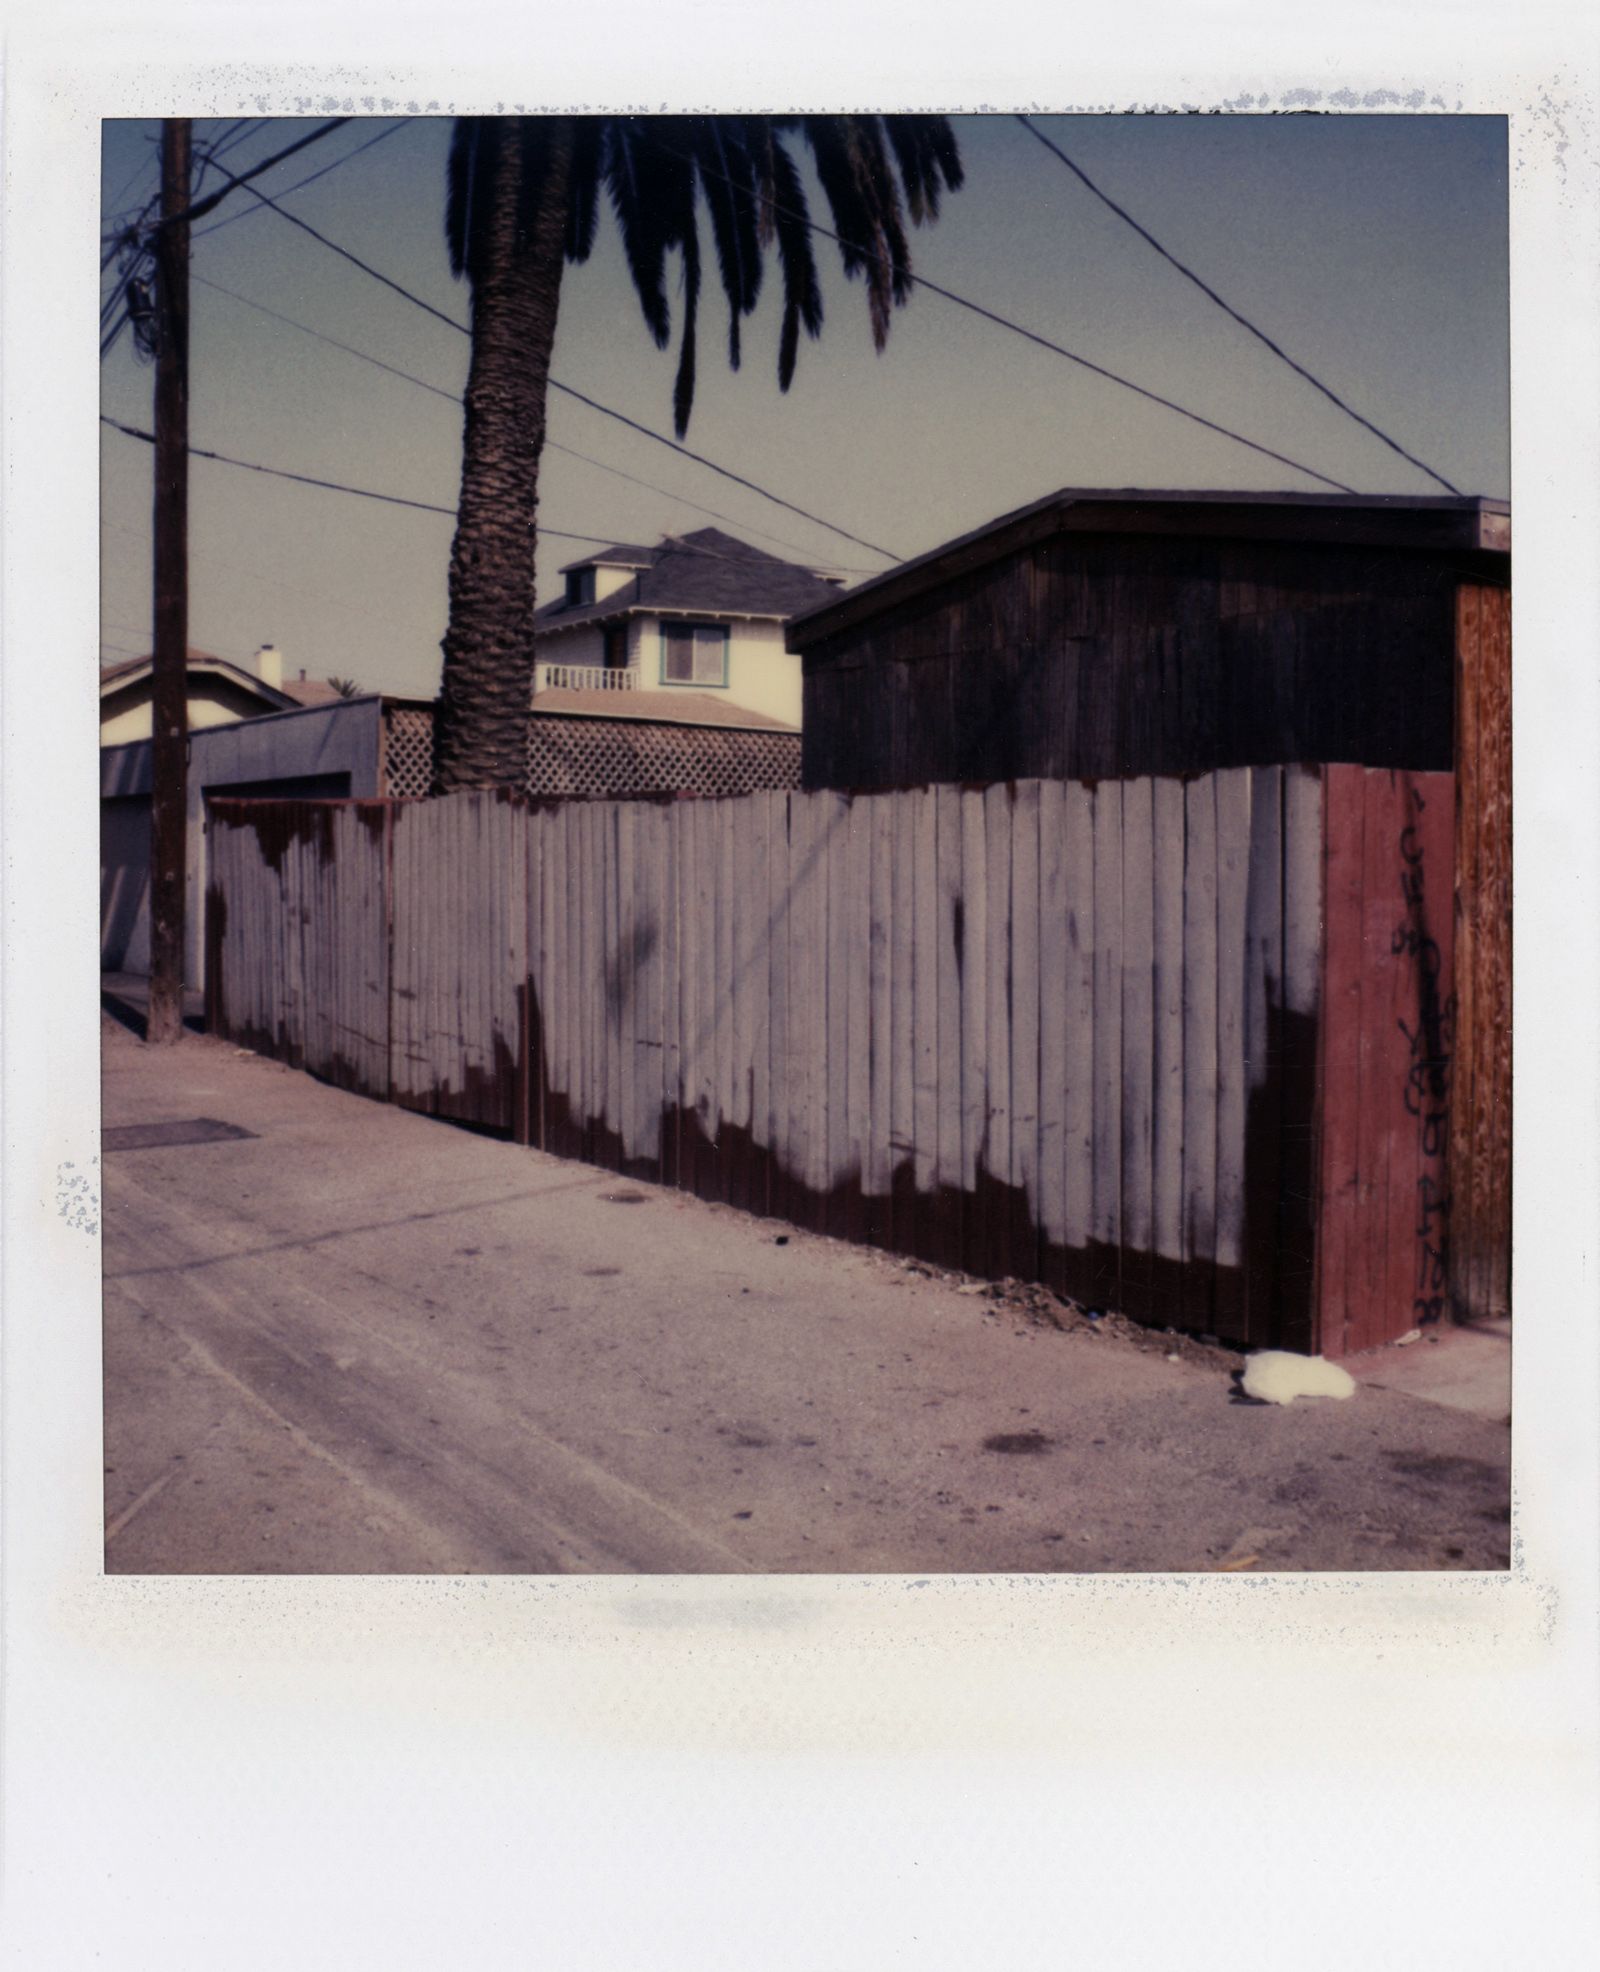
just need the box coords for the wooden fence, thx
[206,764,1464,1355]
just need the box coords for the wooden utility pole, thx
[147,117,191,1045]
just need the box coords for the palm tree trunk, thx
[433,119,574,794]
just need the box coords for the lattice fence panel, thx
[525,716,801,798]
[382,702,800,800]
[382,706,435,798]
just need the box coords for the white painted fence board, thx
[959,788,988,1200]
[1120,774,1155,1271]
[1214,768,1253,1269]
[983,782,1013,1209]
[867,794,895,1208]
[1036,779,1068,1257]
[1151,776,1187,1265]
[1090,782,1124,1259]
[890,788,916,1215]
[1182,775,1219,1286]
[1060,781,1096,1254]
[845,796,872,1198]
[911,787,939,1207]
[935,785,964,1210]
[825,791,851,1201]
[1010,779,1042,1274]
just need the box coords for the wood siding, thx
[208,770,1449,1354]
[801,533,1461,790]
[1451,584,1512,1321]
[1314,768,1457,1356]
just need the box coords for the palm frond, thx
[445,117,497,280]
[765,133,825,392]
[672,195,702,437]
[884,114,965,224]
[565,116,605,262]
[601,119,675,348]
[691,118,763,370]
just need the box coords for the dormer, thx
[559,544,652,609]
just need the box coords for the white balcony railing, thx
[534,661,639,695]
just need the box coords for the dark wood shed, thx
[788,490,1511,1334]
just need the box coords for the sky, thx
[99,112,1510,703]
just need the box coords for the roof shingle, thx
[537,527,843,633]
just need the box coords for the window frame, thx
[658,620,730,689]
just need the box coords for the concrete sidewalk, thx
[101,1014,1513,1573]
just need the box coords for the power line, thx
[1014,115,1462,496]
[154,118,352,231]
[194,119,412,241]
[99,516,424,631]
[195,160,902,560]
[657,132,1361,497]
[101,120,367,359]
[99,413,617,541]
[191,271,874,571]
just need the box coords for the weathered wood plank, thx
[1150,775,1187,1315]
[763,794,789,1220]
[787,791,820,1223]
[1240,766,1283,1343]
[1278,763,1324,1352]
[1180,774,1218,1329]
[983,781,1014,1280]
[1383,774,1429,1346]
[1036,778,1069,1290]
[867,793,895,1243]
[844,793,872,1242]
[1317,765,1365,1356]
[731,792,759,1209]
[934,784,965,1267]
[825,790,852,1232]
[890,785,917,1252]
[1090,779,1124,1308]
[1060,779,1096,1287]
[1009,779,1043,1286]
[1352,768,1399,1353]
[958,787,989,1273]
[1118,773,1155,1320]
[1407,769,1458,1338]
[715,795,738,1201]
[682,798,708,1191]
[911,785,940,1261]
[1212,766,1252,1334]
[1476,584,1512,1320]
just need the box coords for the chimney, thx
[254,643,283,689]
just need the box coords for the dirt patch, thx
[1384,1450,1504,1486]
[888,1259,1246,1370]
[982,1430,1053,1455]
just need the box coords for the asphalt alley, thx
[101,1013,1512,1574]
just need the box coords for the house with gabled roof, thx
[99,643,349,745]
[532,525,845,730]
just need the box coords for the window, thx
[564,568,595,608]
[661,622,728,687]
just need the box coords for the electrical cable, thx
[657,132,1361,496]
[151,118,352,231]
[99,414,617,541]
[191,159,902,560]
[194,120,412,241]
[190,271,873,570]
[1015,114,1462,496]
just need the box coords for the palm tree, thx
[431,114,964,793]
